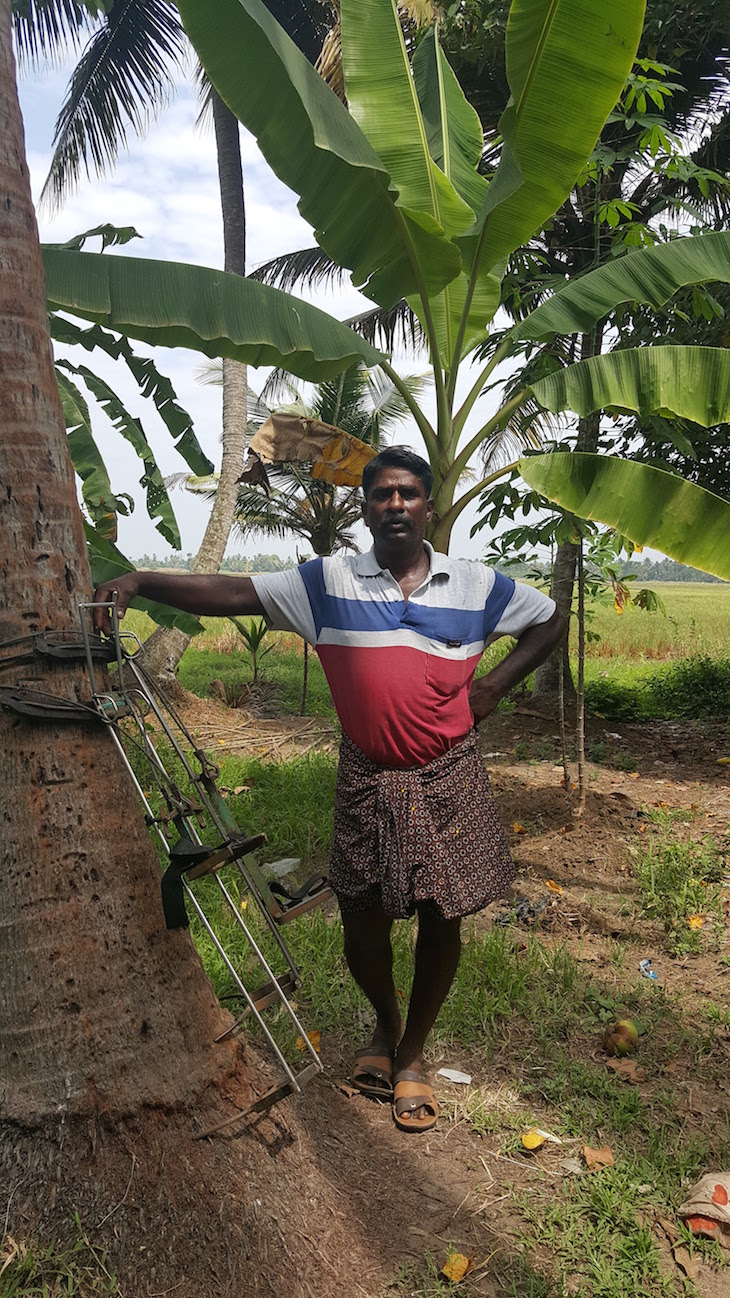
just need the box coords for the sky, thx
[16,42,530,566]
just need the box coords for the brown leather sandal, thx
[392,1070,439,1132]
[351,1048,394,1099]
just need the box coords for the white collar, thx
[353,541,450,579]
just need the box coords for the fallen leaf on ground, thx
[522,1128,546,1151]
[606,1058,646,1085]
[442,1253,474,1283]
[671,1244,699,1280]
[717,757,730,765]
[545,879,563,895]
[583,1144,615,1171]
[513,822,527,834]
[629,772,641,779]
[655,1216,679,1244]
[295,1030,320,1053]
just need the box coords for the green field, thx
[121,581,730,723]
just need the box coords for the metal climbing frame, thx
[76,598,332,1113]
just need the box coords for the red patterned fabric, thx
[330,730,514,919]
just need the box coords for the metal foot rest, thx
[162,833,268,929]
[215,971,298,1041]
[174,833,268,880]
[268,874,333,924]
[196,1061,322,1136]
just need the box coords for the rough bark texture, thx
[531,332,603,710]
[0,14,286,1288]
[0,0,239,1120]
[142,92,247,682]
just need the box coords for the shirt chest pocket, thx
[425,642,473,699]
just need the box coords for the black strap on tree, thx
[0,631,117,721]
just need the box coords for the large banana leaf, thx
[43,248,385,381]
[411,29,500,364]
[519,452,730,582]
[57,367,119,540]
[58,358,181,548]
[413,28,488,220]
[531,346,730,426]
[84,524,204,636]
[471,0,645,278]
[340,0,472,239]
[515,231,730,343]
[175,0,461,308]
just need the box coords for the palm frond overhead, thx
[249,245,349,294]
[40,0,186,211]
[345,299,426,354]
[12,0,92,66]
[365,368,431,445]
[316,0,435,99]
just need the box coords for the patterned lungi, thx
[330,729,515,920]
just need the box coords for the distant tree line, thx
[498,556,726,584]
[134,553,296,572]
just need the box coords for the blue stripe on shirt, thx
[484,571,516,636]
[402,602,487,644]
[298,558,327,637]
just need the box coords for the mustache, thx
[382,513,412,526]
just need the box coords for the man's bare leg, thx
[394,905,462,1119]
[342,902,403,1082]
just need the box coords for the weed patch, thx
[631,825,724,955]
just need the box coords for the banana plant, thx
[41,0,730,568]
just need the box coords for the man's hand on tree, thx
[93,573,141,635]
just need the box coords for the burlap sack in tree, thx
[678,1173,730,1250]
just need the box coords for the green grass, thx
[0,1221,118,1296]
[578,582,730,662]
[630,815,725,955]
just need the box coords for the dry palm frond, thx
[317,0,437,99]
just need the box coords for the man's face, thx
[363,467,433,549]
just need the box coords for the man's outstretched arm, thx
[92,571,265,635]
[469,608,566,724]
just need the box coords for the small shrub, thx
[613,750,637,772]
[588,740,610,764]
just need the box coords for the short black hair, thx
[361,446,433,501]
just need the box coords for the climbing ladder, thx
[75,598,332,1114]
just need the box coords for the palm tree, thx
[12,0,332,681]
[1,3,301,1283]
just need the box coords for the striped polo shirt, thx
[252,544,555,769]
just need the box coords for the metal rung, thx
[183,833,268,880]
[274,883,334,924]
[216,972,298,1038]
[248,1061,321,1115]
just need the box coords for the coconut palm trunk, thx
[142,89,248,681]
[0,18,327,1289]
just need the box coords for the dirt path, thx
[181,699,730,1296]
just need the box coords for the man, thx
[94,447,564,1133]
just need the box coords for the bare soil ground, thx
[177,699,730,1297]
